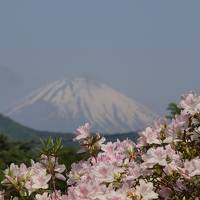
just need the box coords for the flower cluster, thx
[1,91,200,199]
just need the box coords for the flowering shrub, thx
[1,91,200,199]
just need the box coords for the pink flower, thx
[136,179,158,200]
[159,187,172,199]
[0,191,4,200]
[184,158,200,177]
[180,91,200,115]
[74,123,91,141]
[139,127,160,145]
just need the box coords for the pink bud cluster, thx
[1,91,200,199]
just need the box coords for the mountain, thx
[0,113,75,145]
[0,113,39,140]
[5,78,156,133]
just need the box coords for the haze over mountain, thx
[0,66,25,111]
[5,78,156,133]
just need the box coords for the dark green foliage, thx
[0,134,37,167]
[166,102,182,120]
[40,136,63,157]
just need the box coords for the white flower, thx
[136,179,158,200]
[74,123,91,141]
[184,158,200,177]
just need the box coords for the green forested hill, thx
[0,113,138,144]
[0,113,40,140]
[0,113,74,143]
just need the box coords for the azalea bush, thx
[1,91,200,200]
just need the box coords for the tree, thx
[166,102,181,120]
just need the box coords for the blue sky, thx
[0,0,200,114]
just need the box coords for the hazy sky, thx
[0,1,200,114]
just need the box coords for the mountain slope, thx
[6,78,156,133]
[0,113,139,146]
[0,113,39,140]
[0,113,75,145]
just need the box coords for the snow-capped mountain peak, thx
[6,78,156,133]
